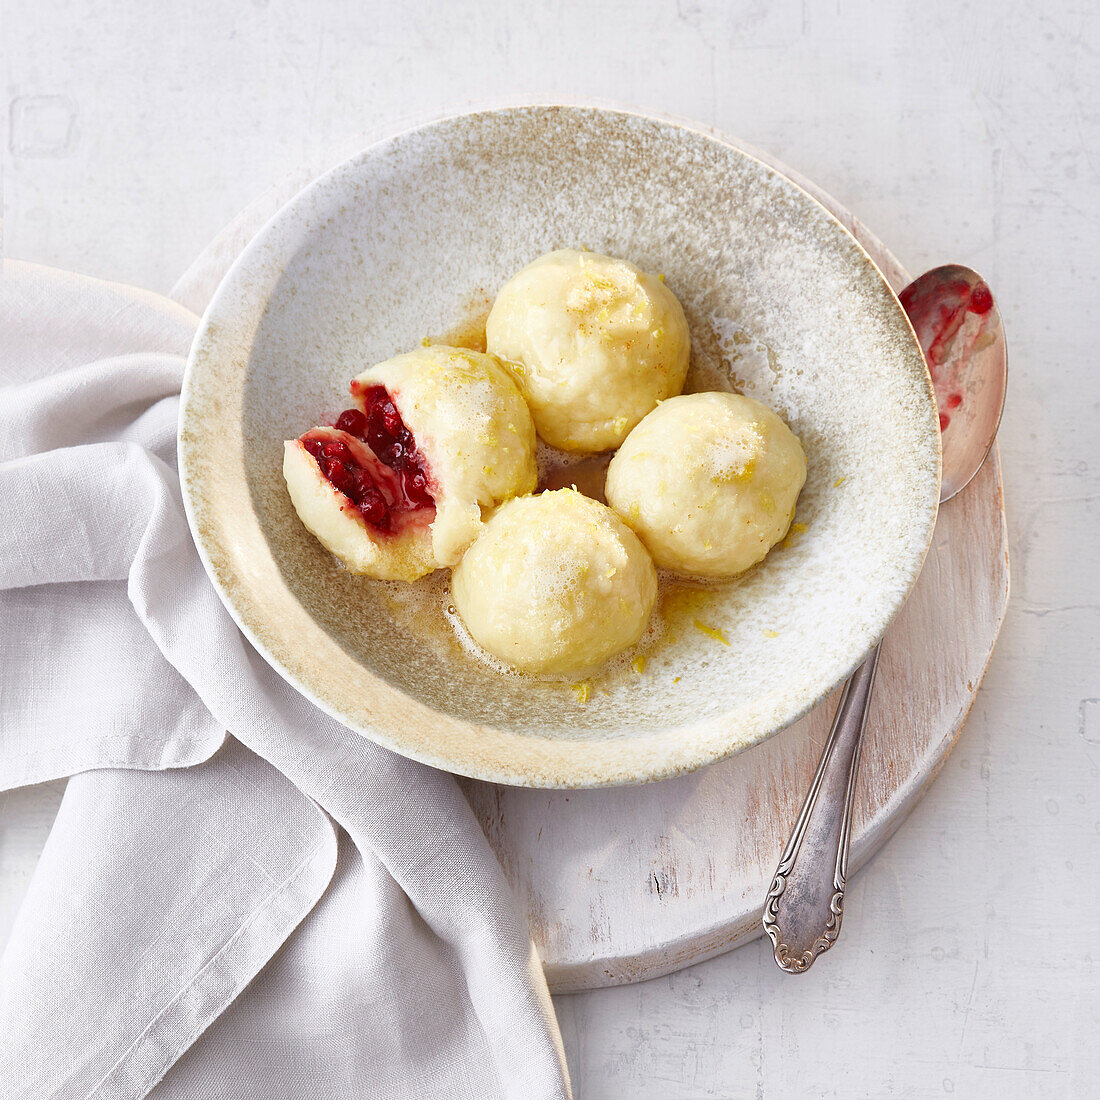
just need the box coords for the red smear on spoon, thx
[899,279,995,432]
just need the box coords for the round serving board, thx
[174,106,1008,995]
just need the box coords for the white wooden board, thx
[460,147,1009,992]
[171,119,1008,995]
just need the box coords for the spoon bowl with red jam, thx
[899,264,1006,501]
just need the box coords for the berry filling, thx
[300,386,435,534]
[968,282,993,315]
[350,384,435,510]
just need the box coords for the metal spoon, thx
[762,264,1007,974]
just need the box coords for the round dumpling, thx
[451,489,658,676]
[605,392,807,577]
[485,249,690,452]
[284,345,536,581]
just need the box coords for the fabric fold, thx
[0,259,571,1099]
[0,742,339,1100]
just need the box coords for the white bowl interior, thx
[181,107,940,786]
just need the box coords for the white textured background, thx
[3,1,1097,1096]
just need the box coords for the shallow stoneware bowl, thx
[180,105,941,789]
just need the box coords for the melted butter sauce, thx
[366,292,800,701]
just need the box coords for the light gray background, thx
[2,2,1096,1097]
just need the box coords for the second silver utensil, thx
[763,264,1007,973]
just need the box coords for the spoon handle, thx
[762,642,881,973]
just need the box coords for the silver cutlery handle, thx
[762,642,881,973]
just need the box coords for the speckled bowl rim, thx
[179,103,941,789]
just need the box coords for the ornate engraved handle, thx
[763,643,881,973]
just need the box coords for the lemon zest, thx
[693,620,730,645]
[783,521,808,549]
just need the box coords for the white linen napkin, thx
[0,258,571,1100]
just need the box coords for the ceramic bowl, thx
[179,105,940,788]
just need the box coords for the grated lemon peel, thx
[693,619,730,645]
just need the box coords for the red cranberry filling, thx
[301,386,435,534]
[968,283,993,315]
[334,407,367,436]
[352,384,435,510]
